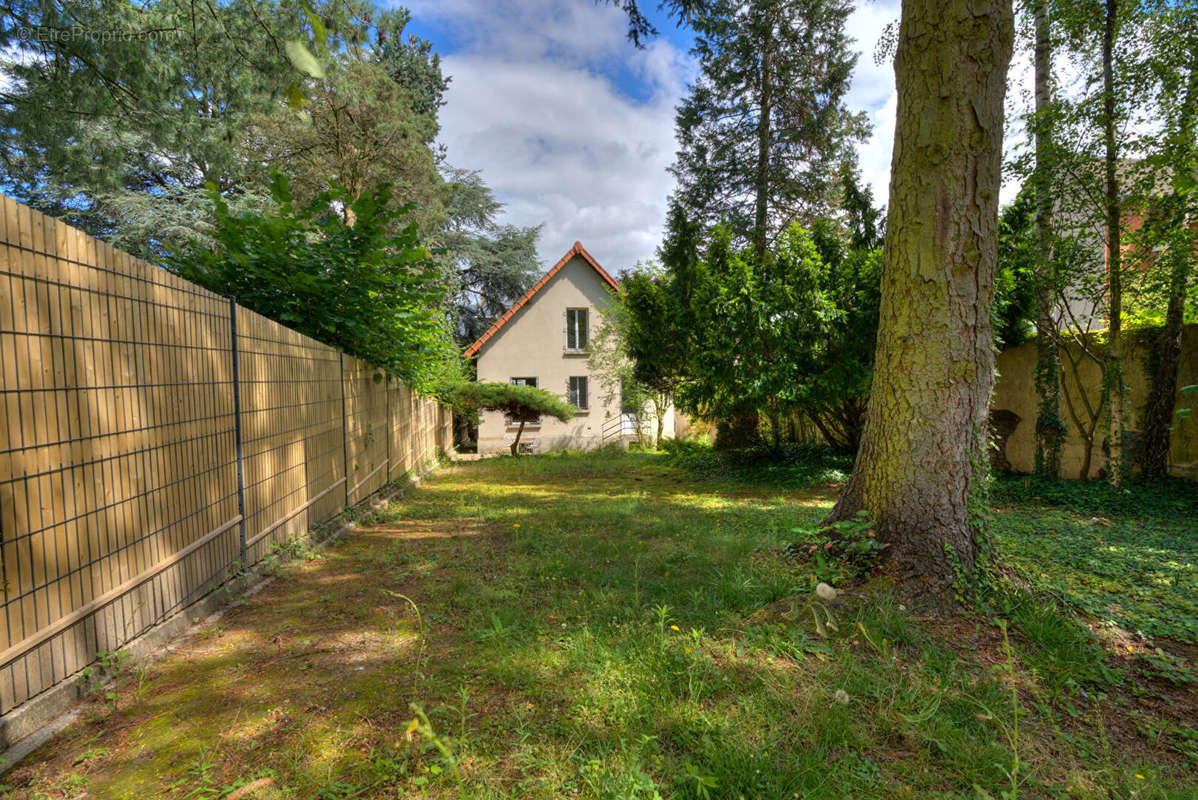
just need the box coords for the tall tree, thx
[0,0,348,257]
[1100,0,1127,485]
[1048,0,1155,481]
[667,0,867,448]
[245,7,449,232]
[1029,0,1067,478]
[825,0,1014,593]
[437,168,541,346]
[671,0,868,261]
[1135,2,1198,479]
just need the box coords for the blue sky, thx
[397,0,906,272]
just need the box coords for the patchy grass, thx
[992,475,1198,645]
[4,450,1196,799]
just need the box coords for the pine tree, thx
[669,0,868,262]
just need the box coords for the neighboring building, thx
[465,241,676,454]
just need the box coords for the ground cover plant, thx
[4,451,1195,798]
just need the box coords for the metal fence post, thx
[385,376,391,481]
[228,297,248,569]
[340,353,349,508]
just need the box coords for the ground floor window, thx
[568,376,589,410]
[508,377,540,424]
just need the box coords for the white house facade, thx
[465,242,675,454]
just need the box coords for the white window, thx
[566,308,589,350]
[508,377,540,424]
[567,376,589,410]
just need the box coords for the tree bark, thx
[1032,0,1064,479]
[715,410,760,450]
[768,411,783,450]
[510,420,526,456]
[1102,0,1125,486]
[1141,288,1188,477]
[1140,49,1198,480]
[753,19,773,265]
[825,0,1014,594]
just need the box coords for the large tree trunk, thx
[1139,48,1198,479]
[715,410,760,450]
[825,0,1013,594]
[1141,288,1188,478]
[1102,0,1125,486]
[753,22,773,265]
[1032,0,1065,479]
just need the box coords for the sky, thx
[401,0,905,274]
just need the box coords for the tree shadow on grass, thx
[6,458,1194,798]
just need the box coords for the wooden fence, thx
[0,195,452,714]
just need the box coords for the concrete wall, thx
[992,324,1198,480]
[475,255,634,453]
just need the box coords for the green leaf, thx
[285,83,308,111]
[285,40,325,79]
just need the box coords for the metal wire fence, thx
[0,195,452,714]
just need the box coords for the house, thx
[465,241,676,454]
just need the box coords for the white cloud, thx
[405,0,689,272]
[407,0,932,269]
[843,0,900,206]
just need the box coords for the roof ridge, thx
[464,242,619,358]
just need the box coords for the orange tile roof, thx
[464,241,619,358]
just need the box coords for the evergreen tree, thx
[244,7,449,234]
[1133,1,1198,479]
[670,0,868,260]
[0,0,364,257]
[438,168,541,345]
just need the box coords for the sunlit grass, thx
[5,451,1195,799]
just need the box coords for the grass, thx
[3,449,1196,799]
[991,475,1198,644]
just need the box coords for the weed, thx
[79,648,132,710]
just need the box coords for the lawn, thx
[4,450,1196,799]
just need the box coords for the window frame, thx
[507,377,541,425]
[567,375,589,411]
[565,308,589,352]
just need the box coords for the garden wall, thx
[992,325,1198,480]
[0,195,452,715]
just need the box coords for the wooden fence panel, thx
[387,381,414,480]
[235,307,345,567]
[0,198,240,712]
[0,195,451,716]
[343,356,388,506]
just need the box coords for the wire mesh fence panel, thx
[0,198,240,713]
[420,396,436,465]
[387,381,414,480]
[234,307,345,567]
[0,194,452,716]
[343,355,389,506]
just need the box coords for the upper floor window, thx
[566,308,589,351]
